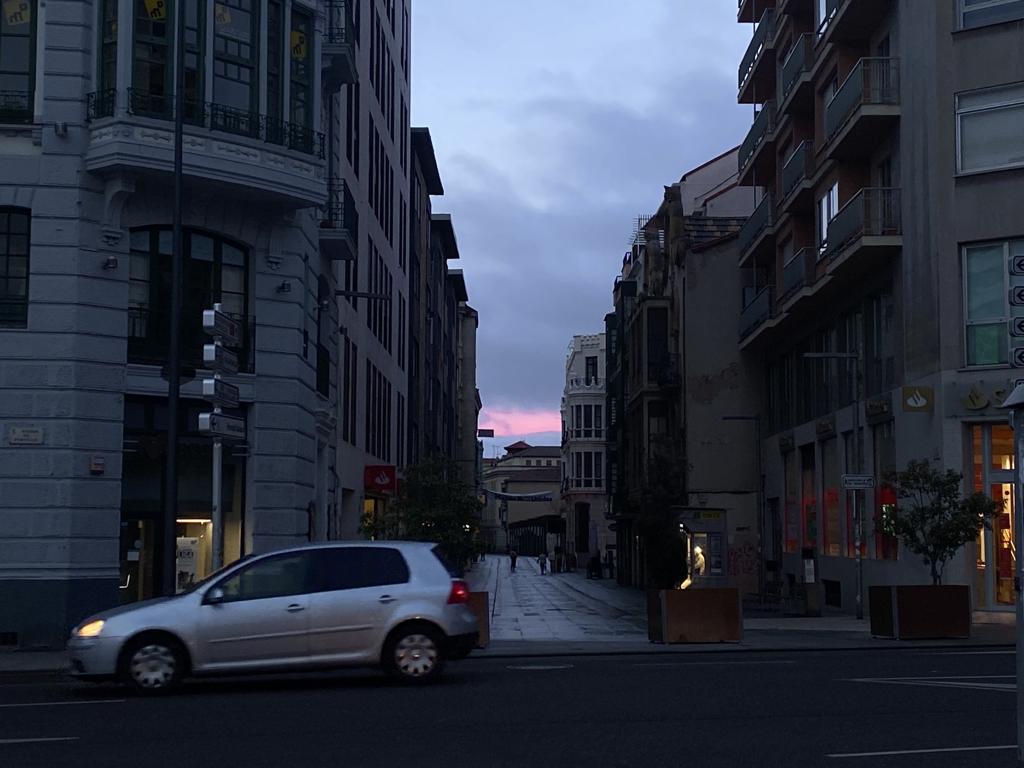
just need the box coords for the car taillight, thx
[447,579,471,605]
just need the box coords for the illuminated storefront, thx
[970,424,1016,610]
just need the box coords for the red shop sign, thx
[364,465,397,494]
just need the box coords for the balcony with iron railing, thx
[739,8,778,103]
[739,285,776,341]
[322,0,358,88]
[738,101,776,185]
[779,33,815,115]
[821,187,902,268]
[320,178,358,261]
[825,58,900,158]
[84,90,327,209]
[817,0,895,48]
[780,140,816,212]
[737,193,776,265]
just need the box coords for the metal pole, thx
[1012,407,1024,767]
[756,416,765,604]
[163,0,188,597]
[212,432,223,571]
[852,359,863,621]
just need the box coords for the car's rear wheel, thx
[383,624,445,682]
[120,635,186,694]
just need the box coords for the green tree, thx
[636,439,688,590]
[361,455,481,569]
[880,459,1001,585]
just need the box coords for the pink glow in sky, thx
[480,407,561,437]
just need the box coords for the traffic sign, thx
[1011,255,1024,276]
[202,377,240,409]
[1011,317,1024,337]
[203,342,239,375]
[1010,287,1024,306]
[1014,348,1024,369]
[842,474,875,490]
[202,307,241,346]
[198,412,246,441]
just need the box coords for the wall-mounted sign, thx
[1011,286,1024,306]
[778,433,795,453]
[902,386,934,413]
[864,396,893,425]
[143,0,167,22]
[842,474,875,490]
[291,30,307,59]
[4,0,30,25]
[7,426,43,445]
[1014,348,1024,368]
[816,417,836,439]
[1011,318,1024,337]
[364,465,397,495]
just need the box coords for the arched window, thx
[0,207,30,327]
[128,227,251,370]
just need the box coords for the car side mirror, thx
[204,587,226,605]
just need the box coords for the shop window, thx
[784,449,799,553]
[822,439,841,556]
[873,421,898,560]
[801,444,818,551]
[0,208,30,327]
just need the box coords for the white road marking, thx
[0,699,127,709]
[828,744,1015,759]
[849,675,1014,693]
[506,664,574,671]
[0,737,80,746]
[933,650,1014,656]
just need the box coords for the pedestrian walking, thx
[510,549,518,573]
[538,552,548,575]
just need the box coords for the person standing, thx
[510,550,518,573]
[538,552,548,575]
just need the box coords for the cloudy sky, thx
[411,1,754,455]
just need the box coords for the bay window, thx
[957,82,1024,173]
[132,0,172,115]
[964,239,1024,366]
[212,0,259,134]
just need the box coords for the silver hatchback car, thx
[67,541,479,692]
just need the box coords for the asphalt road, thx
[0,648,1015,768]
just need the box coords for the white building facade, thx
[561,333,613,563]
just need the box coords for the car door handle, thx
[286,604,306,613]
[379,595,397,604]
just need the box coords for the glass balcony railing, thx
[737,193,775,258]
[825,58,900,141]
[822,188,902,261]
[739,101,776,175]
[780,248,815,301]
[780,34,814,102]
[781,141,814,199]
[739,285,775,340]
[738,8,776,90]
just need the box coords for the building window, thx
[873,421,898,561]
[964,240,1019,366]
[289,7,313,129]
[957,82,1024,173]
[212,0,259,133]
[784,449,799,553]
[266,0,284,125]
[585,356,598,384]
[817,181,839,255]
[99,0,118,93]
[960,0,1024,29]
[128,227,252,371]
[822,439,841,557]
[0,208,30,327]
[132,0,172,113]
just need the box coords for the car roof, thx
[261,540,439,556]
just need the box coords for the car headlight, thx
[75,620,105,638]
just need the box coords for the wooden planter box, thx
[647,588,742,644]
[468,591,490,648]
[869,585,971,640]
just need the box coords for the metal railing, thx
[86,89,117,121]
[110,89,326,158]
[0,90,31,123]
[737,193,775,257]
[739,101,776,175]
[781,34,814,101]
[825,58,900,141]
[739,8,776,89]
[782,141,814,199]
[739,285,775,340]
[323,0,357,46]
[822,188,902,261]
[780,248,815,301]
[322,177,359,238]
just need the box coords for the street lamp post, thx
[803,352,862,620]
[999,383,1024,767]
[723,415,764,603]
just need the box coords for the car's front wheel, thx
[383,624,445,682]
[120,635,186,694]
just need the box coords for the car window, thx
[431,545,463,577]
[315,547,411,591]
[216,552,312,602]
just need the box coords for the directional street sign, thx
[842,474,875,490]
[1012,318,1024,337]
[203,342,239,375]
[202,377,240,409]
[202,307,241,346]
[198,412,246,441]
[1014,348,1024,368]
[1010,287,1024,306]
[1011,255,1024,276]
